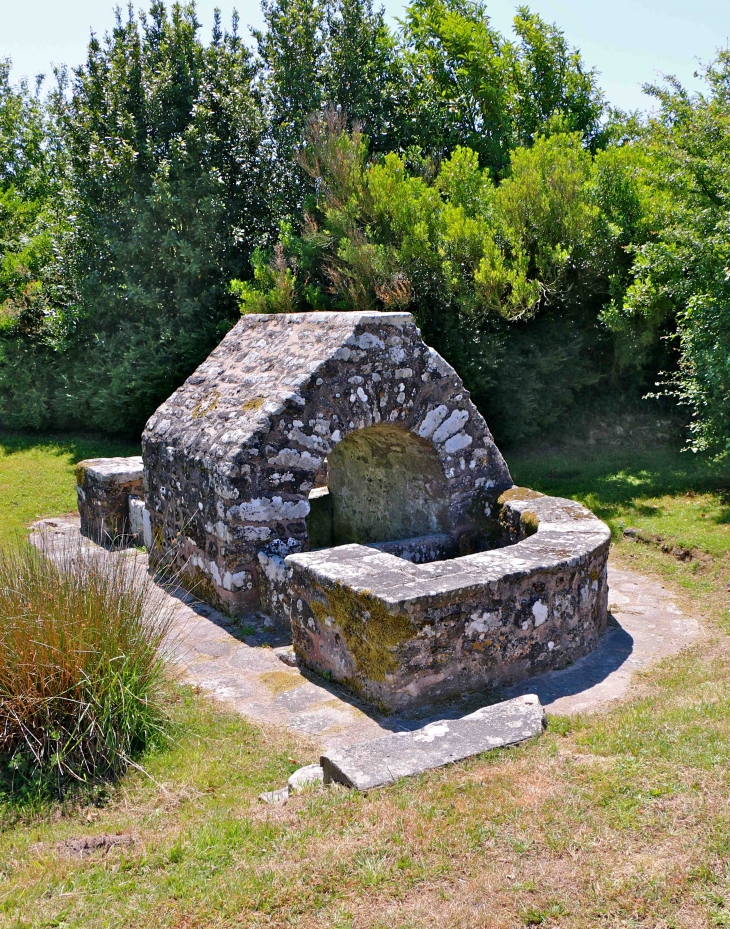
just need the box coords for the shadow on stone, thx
[502,613,634,708]
[164,584,293,648]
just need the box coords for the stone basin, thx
[286,489,610,712]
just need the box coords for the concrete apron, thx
[33,517,701,757]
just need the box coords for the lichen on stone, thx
[191,388,221,420]
[181,565,226,611]
[497,486,545,504]
[520,511,540,537]
[257,670,302,695]
[310,582,414,682]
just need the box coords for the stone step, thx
[320,694,545,790]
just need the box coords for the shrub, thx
[0,537,172,798]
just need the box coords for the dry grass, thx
[1,432,730,926]
[0,536,172,798]
[3,602,730,928]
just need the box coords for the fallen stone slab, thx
[320,694,545,790]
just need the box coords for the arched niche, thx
[309,423,451,547]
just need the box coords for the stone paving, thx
[35,517,701,752]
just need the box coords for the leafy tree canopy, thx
[605,53,730,452]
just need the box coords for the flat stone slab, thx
[320,694,545,790]
[79,456,144,483]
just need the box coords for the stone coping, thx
[77,456,144,484]
[286,491,611,612]
[246,310,415,327]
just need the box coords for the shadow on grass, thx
[508,441,730,527]
[0,429,140,462]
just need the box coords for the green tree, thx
[605,55,730,452]
[401,0,604,175]
[0,3,273,436]
[0,60,68,428]
[0,60,57,317]
[233,118,644,443]
[255,0,407,217]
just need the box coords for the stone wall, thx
[327,423,450,544]
[142,312,512,615]
[286,491,610,712]
[76,457,144,546]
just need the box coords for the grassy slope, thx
[0,433,140,544]
[1,432,730,929]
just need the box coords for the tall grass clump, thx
[0,538,172,798]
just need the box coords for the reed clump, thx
[0,537,172,797]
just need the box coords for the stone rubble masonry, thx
[141,311,513,615]
[286,491,610,712]
[76,456,144,546]
[321,694,546,790]
[75,311,610,714]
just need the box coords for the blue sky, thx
[3,0,728,112]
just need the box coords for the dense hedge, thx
[0,1,726,449]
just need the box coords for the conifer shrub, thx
[0,538,172,798]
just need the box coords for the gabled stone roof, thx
[146,312,433,466]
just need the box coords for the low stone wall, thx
[76,457,144,546]
[286,490,610,712]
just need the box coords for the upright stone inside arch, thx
[142,311,512,619]
[327,423,450,545]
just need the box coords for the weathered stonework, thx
[321,694,546,789]
[286,491,609,712]
[79,310,611,712]
[141,312,512,615]
[76,457,144,545]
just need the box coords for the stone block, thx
[76,456,144,546]
[320,694,545,790]
[128,497,145,545]
[288,764,324,792]
[306,487,333,549]
[128,497,153,549]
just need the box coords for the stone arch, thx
[142,311,513,617]
[313,423,451,548]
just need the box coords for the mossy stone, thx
[310,582,413,682]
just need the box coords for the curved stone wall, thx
[286,489,610,711]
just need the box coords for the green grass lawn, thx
[1,430,730,928]
[0,432,140,544]
[510,440,730,555]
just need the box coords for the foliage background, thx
[0,0,726,450]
